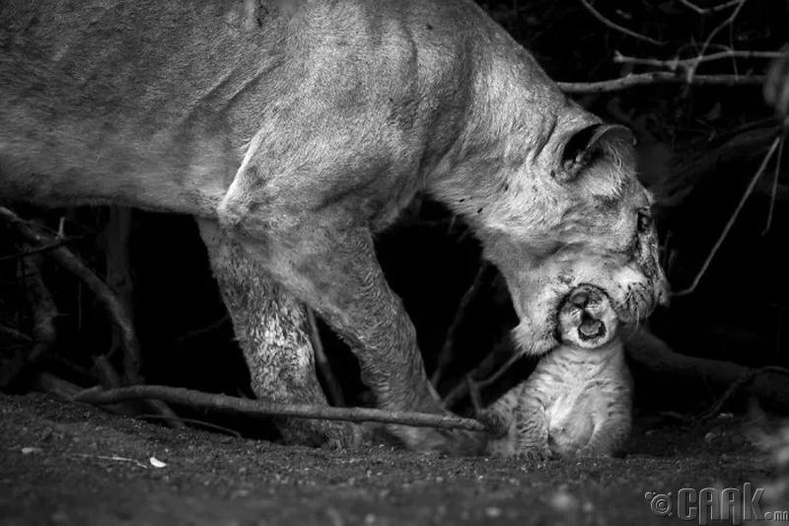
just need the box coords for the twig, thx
[699,0,748,59]
[762,136,785,236]
[22,254,58,364]
[307,307,345,407]
[697,366,789,421]
[0,237,84,263]
[74,453,149,470]
[431,262,492,387]
[614,50,783,71]
[673,134,782,296]
[75,385,487,432]
[558,72,764,93]
[578,0,664,46]
[0,323,31,342]
[677,0,745,15]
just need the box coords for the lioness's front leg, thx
[226,214,447,448]
[198,220,360,448]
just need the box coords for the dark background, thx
[1,0,787,430]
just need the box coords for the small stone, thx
[485,506,503,518]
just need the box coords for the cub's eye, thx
[636,209,652,233]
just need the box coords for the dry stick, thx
[306,307,345,407]
[678,0,743,15]
[558,72,764,94]
[75,385,487,432]
[673,134,782,296]
[577,0,664,46]
[699,0,748,59]
[0,323,31,342]
[21,254,58,364]
[762,137,785,236]
[0,237,83,263]
[0,206,183,428]
[431,262,491,387]
[614,50,783,71]
[696,366,789,422]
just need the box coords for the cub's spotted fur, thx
[483,286,632,459]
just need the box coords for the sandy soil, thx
[0,392,777,525]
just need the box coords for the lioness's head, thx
[479,119,669,356]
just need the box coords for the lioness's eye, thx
[636,209,652,233]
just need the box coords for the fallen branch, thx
[697,366,789,421]
[558,72,764,93]
[577,0,664,46]
[625,327,789,413]
[75,385,487,432]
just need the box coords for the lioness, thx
[0,0,667,449]
[483,286,632,460]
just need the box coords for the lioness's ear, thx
[556,124,635,183]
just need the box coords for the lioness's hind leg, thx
[197,220,360,448]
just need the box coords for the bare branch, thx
[21,254,58,364]
[558,72,764,93]
[0,206,143,383]
[673,134,782,296]
[762,137,784,236]
[699,0,748,58]
[614,50,783,71]
[0,205,184,428]
[578,0,664,46]
[431,262,492,388]
[0,236,83,263]
[677,0,744,15]
[75,385,487,432]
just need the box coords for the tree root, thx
[626,327,789,414]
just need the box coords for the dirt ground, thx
[0,392,780,526]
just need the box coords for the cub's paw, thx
[514,447,551,463]
[477,410,510,438]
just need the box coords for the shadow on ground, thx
[0,393,778,525]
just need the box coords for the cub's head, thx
[558,285,619,350]
[480,118,669,356]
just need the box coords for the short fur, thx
[484,286,632,459]
[0,0,666,448]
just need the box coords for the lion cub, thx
[482,285,632,460]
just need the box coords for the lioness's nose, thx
[657,276,671,307]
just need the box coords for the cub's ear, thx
[555,123,635,183]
